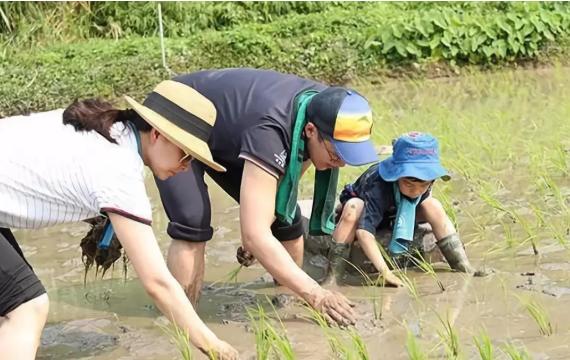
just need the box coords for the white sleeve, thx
[91,151,153,225]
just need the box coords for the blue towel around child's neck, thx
[388,182,422,255]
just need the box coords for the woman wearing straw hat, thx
[154,68,380,326]
[0,81,237,359]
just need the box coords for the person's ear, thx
[149,128,161,144]
[304,122,318,139]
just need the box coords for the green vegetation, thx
[473,330,494,360]
[435,311,461,359]
[405,326,427,360]
[516,296,555,336]
[502,342,531,360]
[304,305,370,359]
[247,302,295,360]
[3,2,570,116]
[159,321,194,360]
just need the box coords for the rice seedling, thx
[378,246,420,301]
[247,302,295,360]
[536,174,567,212]
[409,249,445,292]
[406,325,427,360]
[348,327,370,360]
[510,210,539,255]
[209,265,243,287]
[502,221,515,249]
[158,321,194,360]
[529,203,546,229]
[516,295,554,336]
[477,184,512,218]
[548,222,568,248]
[550,144,568,176]
[436,189,458,227]
[434,311,461,359]
[345,259,384,320]
[501,342,531,360]
[304,305,351,358]
[463,208,488,244]
[473,329,493,360]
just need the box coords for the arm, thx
[355,229,403,287]
[239,161,319,295]
[239,161,355,325]
[108,213,238,359]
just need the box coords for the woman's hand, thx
[199,337,239,360]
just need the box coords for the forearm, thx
[356,229,391,274]
[244,230,319,301]
[146,275,216,350]
[108,214,218,352]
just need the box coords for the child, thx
[326,132,474,286]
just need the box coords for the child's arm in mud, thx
[240,161,355,325]
[356,229,403,287]
[107,213,238,360]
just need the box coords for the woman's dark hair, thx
[62,98,152,143]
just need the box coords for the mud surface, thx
[9,67,570,359]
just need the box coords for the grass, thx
[516,296,555,336]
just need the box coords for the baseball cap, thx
[306,87,378,166]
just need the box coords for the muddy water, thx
[15,67,570,359]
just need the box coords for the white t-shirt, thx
[0,110,152,229]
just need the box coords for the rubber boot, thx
[437,233,475,274]
[322,239,351,285]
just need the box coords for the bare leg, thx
[417,197,455,240]
[167,240,205,306]
[333,198,364,244]
[0,293,49,360]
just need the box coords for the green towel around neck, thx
[275,90,339,236]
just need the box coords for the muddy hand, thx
[236,246,255,267]
[382,271,404,287]
[201,338,239,360]
[310,287,356,326]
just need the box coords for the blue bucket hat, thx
[378,132,450,182]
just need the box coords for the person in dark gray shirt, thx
[154,68,379,326]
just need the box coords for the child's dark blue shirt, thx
[339,163,431,235]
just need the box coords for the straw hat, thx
[125,80,226,172]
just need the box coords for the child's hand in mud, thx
[236,245,256,267]
[201,338,239,360]
[309,287,356,327]
[381,271,404,287]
